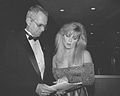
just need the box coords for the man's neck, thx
[25,28,33,36]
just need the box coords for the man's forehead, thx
[35,12,47,23]
[30,11,46,19]
[37,11,47,17]
[38,11,47,18]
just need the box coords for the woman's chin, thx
[65,46,72,49]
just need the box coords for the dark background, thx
[0,0,120,75]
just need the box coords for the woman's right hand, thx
[55,90,66,96]
[54,76,68,84]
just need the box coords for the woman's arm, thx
[81,50,95,85]
[65,62,94,84]
[52,55,59,80]
[66,50,93,75]
[52,56,70,81]
[66,50,95,85]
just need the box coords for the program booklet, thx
[38,81,82,94]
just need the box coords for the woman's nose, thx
[68,38,72,42]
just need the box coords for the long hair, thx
[55,22,87,65]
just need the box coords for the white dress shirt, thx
[25,29,45,80]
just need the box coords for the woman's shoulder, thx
[53,55,56,61]
[83,50,91,56]
[83,50,93,64]
[53,55,60,64]
[52,55,57,67]
[52,55,62,68]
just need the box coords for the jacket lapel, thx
[26,44,41,77]
[39,35,51,81]
[17,30,41,77]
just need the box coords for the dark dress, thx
[53,62,95,96]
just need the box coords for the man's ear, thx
[26,17,32,26]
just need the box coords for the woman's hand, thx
[55,90,66,96]
[54,76,68,84]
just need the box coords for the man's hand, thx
[36,84,55,96]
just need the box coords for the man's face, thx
[29,11,48,37]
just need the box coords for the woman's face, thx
[63,30,80,49]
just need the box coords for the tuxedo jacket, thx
[1,30,54,96]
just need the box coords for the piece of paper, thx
[49,82,82,91]
[38,82,82,94]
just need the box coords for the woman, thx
[52,22,95,96]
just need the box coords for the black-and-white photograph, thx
[0,0,120,96]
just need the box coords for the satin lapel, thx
[39,37,48,80]
[18,30,41,76]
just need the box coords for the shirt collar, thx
[24,28,33,36]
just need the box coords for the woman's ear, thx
[77,39,86,46]
[80,34,85,41]
[77,35,87,46]
[81,34,87,45]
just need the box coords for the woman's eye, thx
[73,36,78,40]
[66,34,71,37]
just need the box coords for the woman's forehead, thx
[66,24,80,31]
[65,25,75,30]
[65,26,81,34]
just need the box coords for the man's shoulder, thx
[6,29,25,42]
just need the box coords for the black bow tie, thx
[26,32,39,41]
[28,35,39,41]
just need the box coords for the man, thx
[1,5,54,96]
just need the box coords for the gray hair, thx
[26,5,48,19]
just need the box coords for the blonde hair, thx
[55,22,87,65]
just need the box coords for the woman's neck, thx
[64,48,74,55]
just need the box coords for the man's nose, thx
[40,26,45,32]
